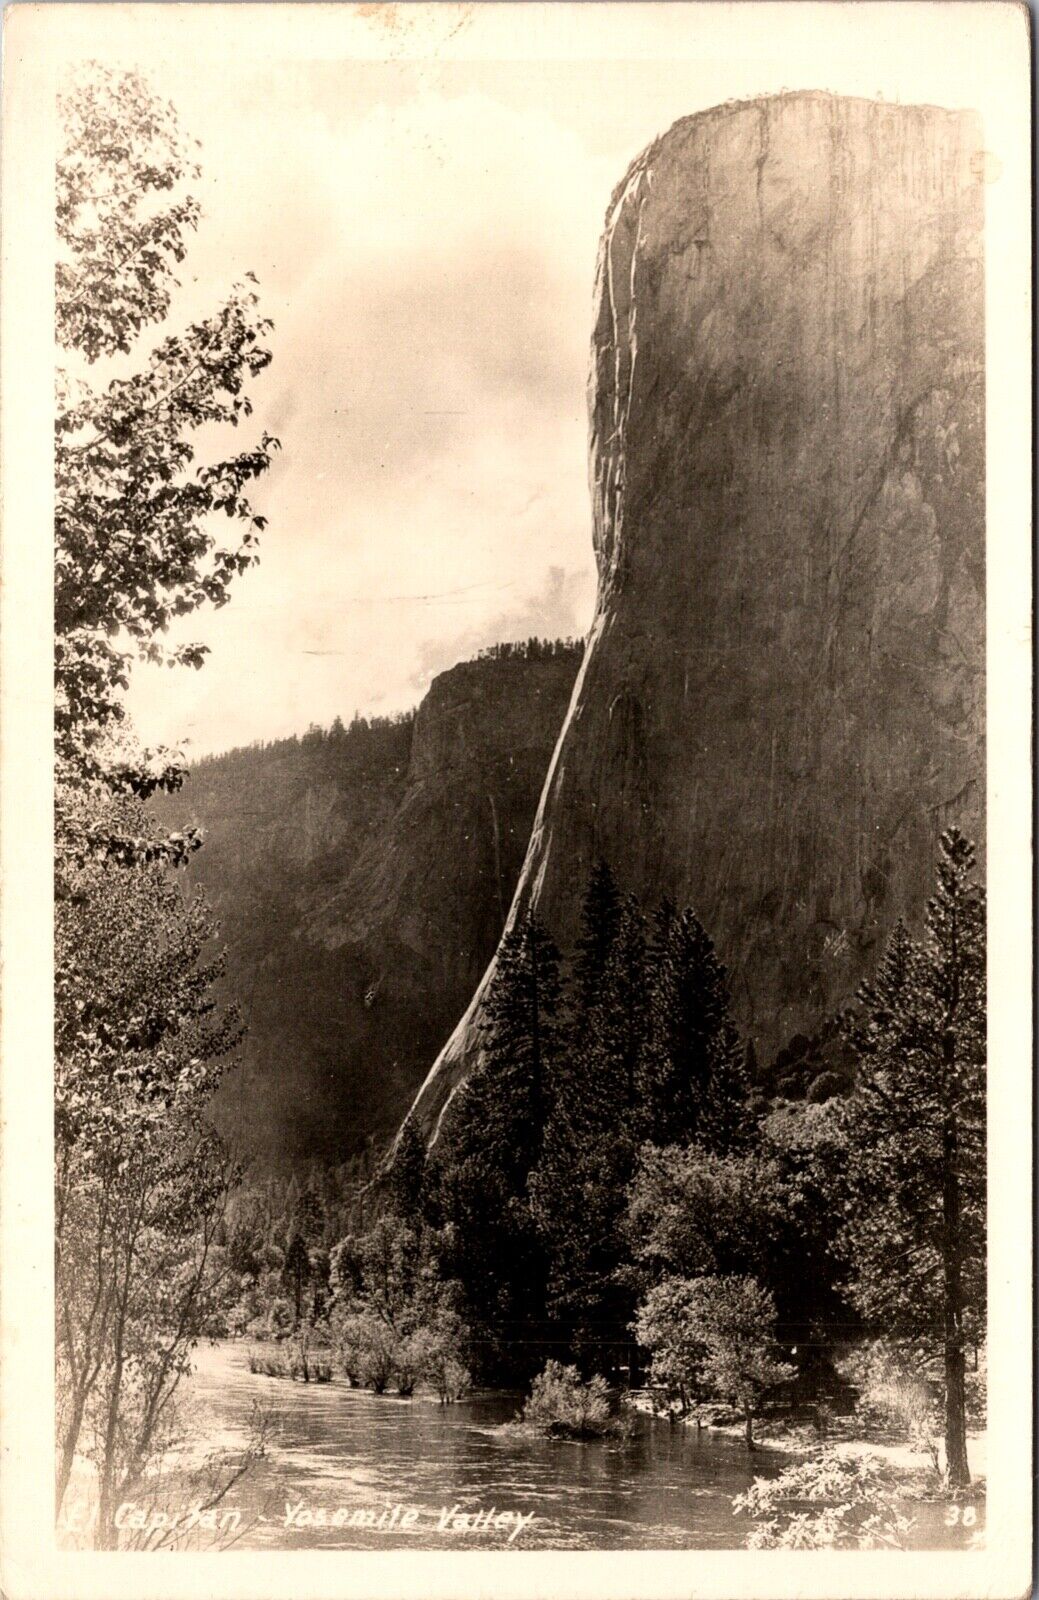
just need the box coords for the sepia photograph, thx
[0,3,1032,1596]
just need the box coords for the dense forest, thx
[216,835,986,1505]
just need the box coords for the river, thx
[164,1341,981,1551]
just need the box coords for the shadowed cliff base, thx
[408,91,985,1144]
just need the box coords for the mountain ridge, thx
[153,641,582,1162]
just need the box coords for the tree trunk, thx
[744,1410,756,1451]
[944,1341,969,1487]
[942,1028,971,1489]
[56,1396,87,1516]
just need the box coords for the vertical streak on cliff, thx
[487,789,506,927]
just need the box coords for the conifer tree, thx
[299,1182,324,1239]
[283,1230,310,1329]
[571,858,622,1020]
[530,891,648,1364]
[837,830,985,1488]
[642,907,752,1152]
[595,894,650,1119]
[386,1114,428,1226]
[472,912,562,1176]
[434,914,562,1380]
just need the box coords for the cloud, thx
[126,74,612,756]
[410,564,593,689]
[91,15,1015,761]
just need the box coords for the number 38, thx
[945,1505,978,1526]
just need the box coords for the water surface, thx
[173,1342,980,1551]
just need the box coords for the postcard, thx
[0,4,1032,1596]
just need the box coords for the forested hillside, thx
[153,641,582,1164]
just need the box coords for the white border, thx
[1,5,1032,1597]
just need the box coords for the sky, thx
[87,3,999,758]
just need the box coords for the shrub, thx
[806,1071,846,1104]
[733,1449,914,1549]
[432,1354,470,1404]
[248,1349,288,1378]
[358,1330,397,1393]
[838,1341,943,1476]
[226,1301,252,1339]
[331,1313,362,1385]
[246,1342,332,1383]
[266,1298,293,1341]
[393,1331,425,1396]
[333,1311,398,1393]
[421,1327,471,1404]
[402,1316,471,1403]
[522,1361,613,1438]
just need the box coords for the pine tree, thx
[386,1115,427,1226]
[283,1230,310,1329]
[299,1182,324,1239]
[571,858,622,1021]
[595,894,650,1119]
[434,914,562,1381]
[473,912,562,1177]
[530,892,648,1365]
[837,830,986,1488]
[642,906,751,1151]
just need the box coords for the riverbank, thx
[624,1391,987,1494]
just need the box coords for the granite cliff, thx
[155,644,580,1161]
[409,92,985,1141]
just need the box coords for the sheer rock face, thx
[410,92,985,1142]
[307,653,583,987]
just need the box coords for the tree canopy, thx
[56,63,278,874]
[53,64,278,1546]
[835,829,986,1487]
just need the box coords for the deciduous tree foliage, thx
[734,1449,915,1549]
[53,65,277,1546]
[55,63,278,874]
[677,1276,794,1448]
[625,1133,845,1338]
[633,1276,711,1414]
[836,829,985,1488]
[328,1214,470,1400]
[55,810,241,1544]
[635,1273,794,1445]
